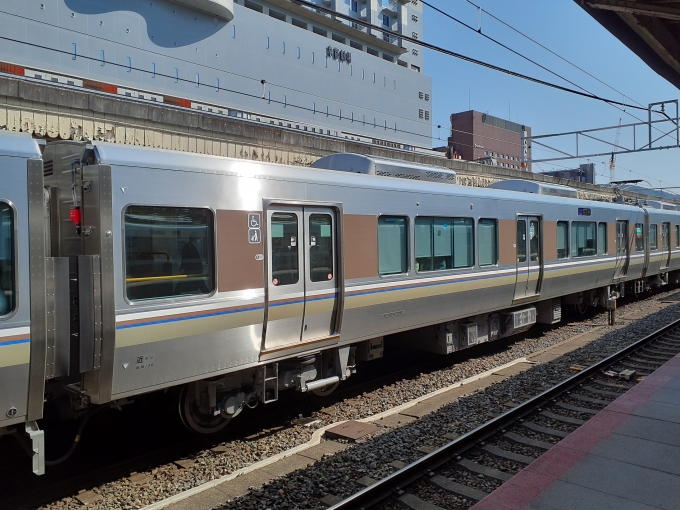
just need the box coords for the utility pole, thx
[609,118,622,182]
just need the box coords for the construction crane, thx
[609,118,622,182]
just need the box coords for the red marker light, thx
[69,207,81,226]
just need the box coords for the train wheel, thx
[178,385,231,434]
[310,381,339,397]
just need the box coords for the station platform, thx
[471,352,680,510]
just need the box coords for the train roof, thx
[487,179,579,199]
[44,141,669,213]
[0,131,42,159]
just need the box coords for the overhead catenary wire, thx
[422,0,669,136]
[290,0,651,112]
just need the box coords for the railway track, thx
[329,318,680,510]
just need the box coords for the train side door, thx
[264,206,339,351]
[661,222,671,270]
[514,216,542,300]
[614,220,629,279]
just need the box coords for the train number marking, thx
[379,310,405,319]
[135,354,155,370]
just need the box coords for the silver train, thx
[1,131,679,475]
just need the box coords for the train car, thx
[0,132,46,475]
[4,133,680,475]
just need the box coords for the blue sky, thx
[423,0,680,190]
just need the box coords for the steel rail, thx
[328,317,680,510]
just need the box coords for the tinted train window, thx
[650,224,658,250]
[0,203,15,316]
[597,223,607,255]
[676,225,679,248]
[478,219,498,266]
[271,212,299,286]
[415,217,473,271]
[124,206,214,301]
[378,216,408,275]
[557,221,569,259]
[662,223,670,251]
[635,223,644,252]
[571,221,596,257]
[529,220,540,262]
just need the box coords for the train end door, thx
[514,216,542,301]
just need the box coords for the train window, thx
[662,223,670,251]
[414,217,473,271]
[635,223,644,252]
[597,223,607,255]
[571,221,596,257]
[379,216,408,275]
[0,203,15,316]
[124,206,215,301]
[650,224,658,250]
[557,221,569,259]
[478,219,498,266]
[271,213,300,285]
[516,220,526,263]
[309,214,333,282]
[676,225,679,248]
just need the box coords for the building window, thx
[124,206,215,301]
[0,202,15,315]
[378,216,408,275]
[412,65,420,72]
[244,0,263,12]
[571,221,596,257]
[351,0,358,12]
[269,8,286,21]
[292,18,307,29]
[597,223,607,255]
[383,14,390,26]
[313,26,327,37]
[332,34,346,44]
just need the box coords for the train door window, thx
[378,216,408,275]
[597,223,607,255]
[676,225,679,248]
[650,224,658,250]
[571,221,596,257]
[557,221,569,259]
[516,220,527,263]
[478,219,498,266]
[124,206,215,301]
[271,212,300,285]
[0,202,15,316]
[635,223,644,252]
[662,223,670,251]
[414,217,434,272]
[529,219,540,262]
[308,214,333,282]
